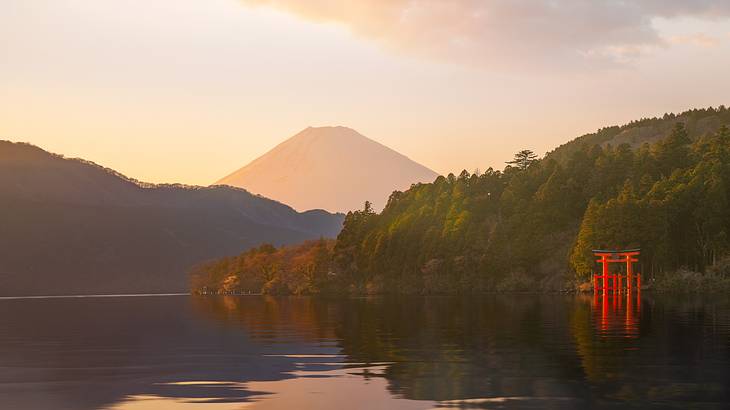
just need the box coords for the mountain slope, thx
[548,106,730,163]
[0,141,343,296]
[217,126,439,212]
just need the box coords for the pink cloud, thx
[241,0,730,70]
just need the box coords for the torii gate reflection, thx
[592,290,641,337]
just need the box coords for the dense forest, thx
[193,107,730,294]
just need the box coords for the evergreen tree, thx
[506,150,538,170]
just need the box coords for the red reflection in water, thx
[592,292,641,338]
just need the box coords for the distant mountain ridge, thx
[548,106,730,163]
[217,126,439,213]
[0,141,343,296]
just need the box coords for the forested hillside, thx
[193,107,730,294]
[548,106,730,163]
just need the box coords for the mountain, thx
[0,141,343,296]
[216,126,440,213]
[195,107,730,295]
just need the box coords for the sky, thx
[2,0,730,185]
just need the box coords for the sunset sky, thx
[3,0,730,185]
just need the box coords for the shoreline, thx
[0,293,190,300]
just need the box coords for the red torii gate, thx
[593,248,641,294]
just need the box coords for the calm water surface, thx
[0,294,728,409]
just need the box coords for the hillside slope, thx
[548,106,730,163]
[0,141,343,296]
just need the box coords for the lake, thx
[0,294,728,409]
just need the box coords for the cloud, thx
[241,0,730,70]
[669,33,720,48]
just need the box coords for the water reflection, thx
[572,293,730,406]
[0,294,729,409]
[591,292,641,338]
[194,295,730,408]
[108,360,433,410]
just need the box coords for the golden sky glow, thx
[2,0,730,185]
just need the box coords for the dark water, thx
[0,294,729,409]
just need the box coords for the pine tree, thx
[506,150,538,170]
